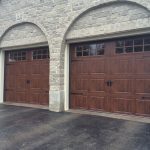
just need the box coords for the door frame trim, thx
[64,44,70,110]
[0,50,5,103]
[1,42,48,51]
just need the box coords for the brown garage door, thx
[70,35,150,116]
[5,47,49,106]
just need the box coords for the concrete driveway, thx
[0,104,149,150]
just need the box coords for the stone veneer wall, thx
[0,0,150,112]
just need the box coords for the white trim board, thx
[0,50,5,103]
[64,44,70,111]
[66,28,150,44]
[0,42,48,51]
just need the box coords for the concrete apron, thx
[68,109,150,124]
[3,102,49,110]
[3,102,150,124]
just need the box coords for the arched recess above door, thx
[0,22,48,49]
[66,1,150,41]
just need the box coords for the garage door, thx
[5,47,49,105]
[70,35,150,116]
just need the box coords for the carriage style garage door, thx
[4,47,49,106]
[70,35,150,116]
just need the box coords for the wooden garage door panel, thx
[136,79,150,93]
[135,52,150,115]
[89,79,105,93]
[136,101,150,115]
[5,48,49,106]
[5,64,15,75]
[71,59,105,74]
[135,58,150,74]
[109,55,135,75]
[30,62,40,74]
[32,93,39,104]
[89,59,105,74]
[39,92,49,105]
[15,63,27,75]
[15,92,27,103]
[144,60,150,72]
[71,62,78,75]
[71,61,89,74]
[70,43,107,111]
[111,78,135,114]
[5,62,27,103]
[71,77,89,92]
[27,88,49,105]
[40,61,49,75]
[70,38,150,116]
[110,58,134,74]
[112,98,135,114]
[30,60,49,75]
[15,77,27,90]
[5,76,15,89]
[30,78,41,89]
[88,96,105,110]
[40,78,49,89]
[111,79,134,94]
[5,65,16,89]
[70,95,88,109]
[5,91,15,102]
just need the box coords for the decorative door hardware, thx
[26,80,30,84]
[106,80,113,87]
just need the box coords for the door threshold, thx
[3,102,49,110]
[68,109,150,124]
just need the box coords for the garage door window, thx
[32,48,49,60]
[134,38,143,52]
[144,37,150,51]
[8,51,26,62]
[76,43,104,57]
[116,36,150,54]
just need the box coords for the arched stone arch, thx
[66,1,150,40]
[0,21,51,109]
[0,21,49,49]
[61,0,150,111]
[69,0,150,37]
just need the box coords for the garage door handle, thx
[106,81,110,86]
[106,80,113,87]
[110,80,113,87]
[26,80,30,84]
[142,96,150,99]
